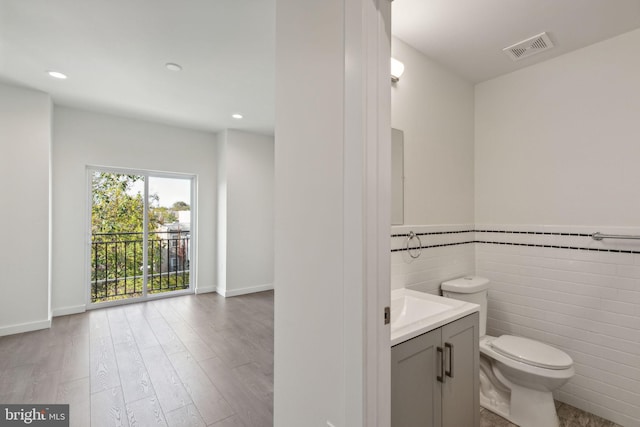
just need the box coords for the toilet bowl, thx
[441,276,574,427]
[479,335,574,426]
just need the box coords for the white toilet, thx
[441,276,574,427]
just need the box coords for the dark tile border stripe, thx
[391,229,640,255]
[475,230,592,237]
[475,240,640,255]
[391,241,475,252]
[391,230,473,238]
[392,229,592,238]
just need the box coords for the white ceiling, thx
[1,1,639,135]
[392,0,640,83]
[0,0,275,134]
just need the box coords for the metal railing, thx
[91,230,190,303]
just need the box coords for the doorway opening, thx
[88,168,195,306]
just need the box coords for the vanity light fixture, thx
[47,70,67,79]
[391,58,405,82]
[232,113,243,119]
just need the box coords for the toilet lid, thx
[490,335,573,370]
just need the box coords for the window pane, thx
[147,176,191,294]
[90,171,145,303]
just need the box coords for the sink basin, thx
[391,288,479,346]
[391,294,453,329]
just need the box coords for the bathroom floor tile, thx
[480,403,622,427]
[479,408,517,427]
[557,403,622,427]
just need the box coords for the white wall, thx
[275,1,348,422]
[0,82,52,336]
[216,129,274,297]
[476,29,640,227]
[275,0,391,425]
[52,106,217,314]
[391,37,475,225]
[215,132,228,299]
[475,29,640,426]
[390,38,476,297]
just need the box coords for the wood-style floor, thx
[0,291,274,427]
[0,290,620,427]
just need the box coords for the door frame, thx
[85,165,197,310]
[273,0,391,424]
[347,0,392,424]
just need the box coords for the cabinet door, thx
[391,329,442,427]
[441,312,479,427]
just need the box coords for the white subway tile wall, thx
[392,224,640,427]
[478,225,640,427]
[390,224,475,294]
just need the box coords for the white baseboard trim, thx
[52,305,86,317]
[195,285,217,295]
[217,283,274,298]
[0,318,51,337]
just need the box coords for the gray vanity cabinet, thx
[391,326,442,427]
[391,312,479,427]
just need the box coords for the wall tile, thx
[395,224,640,426]
[390,225,474,293]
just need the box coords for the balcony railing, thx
[91,230,190,303]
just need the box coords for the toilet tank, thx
[441,276,489,337]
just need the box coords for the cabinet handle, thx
[437,346,444,383]
[445,342,454,378]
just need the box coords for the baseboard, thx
[52,305,86,317]
[217,283,274,298]
[0,318,51,337]
[195,285,217,295]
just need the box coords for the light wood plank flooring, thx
[0,291,274,427]
[0,290,621,427]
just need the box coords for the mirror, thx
[391,128,404,225]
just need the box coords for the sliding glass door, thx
[146,176,192,296]
[89,168,194,305]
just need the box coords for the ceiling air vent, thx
[503,32,554,61]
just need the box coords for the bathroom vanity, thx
[390,289,480,427]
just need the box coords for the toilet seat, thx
[490,335,573,370]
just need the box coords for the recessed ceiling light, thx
[165,63,182,71]
[47,71,67,79]
[232,113,243,119]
